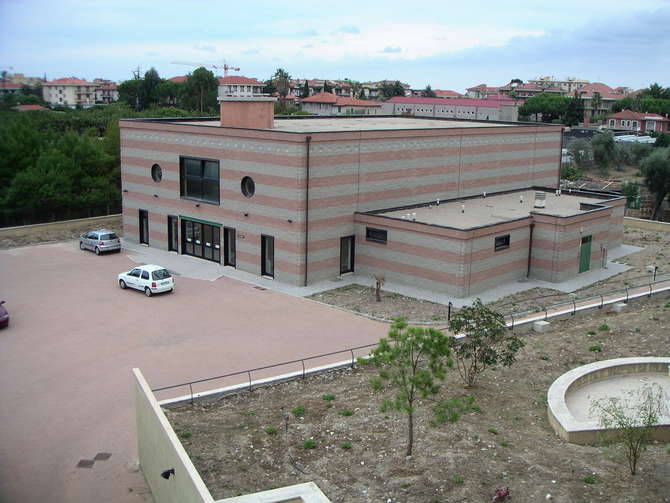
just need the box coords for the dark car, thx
[0,301,8,328]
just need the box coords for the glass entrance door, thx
[139,209,149,244]
[224,227,236,267]
[261,235,274,278]
[340,236,355,274]
[168,215,178,252]
[181,219,221,263]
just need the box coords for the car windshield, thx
[151,269,171,280]
[101,233,118,240]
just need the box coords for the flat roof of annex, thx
[366,189,620,230]
[121,115,560,134]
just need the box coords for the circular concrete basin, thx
[547,357,670,445]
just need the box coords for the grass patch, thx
[302,440,316,449]
[322,394,336,401]
[582,474,597,484]
[451,475,464,485]
[179,431,192,439]
[264,426,278,435]
[340,441,352,450]
[589,344,602,353]
[292,406,305,417]
[338,410,354,416]
[500,440,509,447]
[598,323,610,331]
[487,427,498,435]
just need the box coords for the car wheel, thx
[95,247,101,256]
[119,279,127,289]
[80,241,85,250]
[168,288,174,293]
[144,287,153,297]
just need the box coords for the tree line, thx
[0,102,200,226]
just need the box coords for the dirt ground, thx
[0,215,122,249]
[309,226,670,320]
[167,296,670,503]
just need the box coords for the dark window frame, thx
[179,156,220,205]
[365,227,387,244]
[494,234,510,252]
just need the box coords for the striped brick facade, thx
[118,116,623,297]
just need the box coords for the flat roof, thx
[374,190,609,229]
[169,116,517,133]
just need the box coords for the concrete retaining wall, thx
[133,368,213,503]
[0,214,121,238]
[624,216,670,232]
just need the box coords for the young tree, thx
[447,299,524,387]
[300,80,310,98]
[568,139,593,170]
[518,93,569,122]
[562,93,585,126]
[641,147,670,220]
[590,91,602,119]
[323,80,333,93]
[369,318,453,457]
[423,85,436,98]
[590,383,668,475]
[141,67,162,109]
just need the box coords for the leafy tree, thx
[155,80,181,106]
[654,132,670,149]
[592,131,616,174]
[379,81,406,100]
[344,79,362,99]
[118,78,142,110]
[641,147,670,220]
[631,142,653,166]
[568,139,592,170]
[300,80,310,99]
[141,67,162,109]
[447,299,524,387]
[180,67,219,114]
[272,68,291,98]
[510,78,523,85]
[423,85,436,98]
[590,91,602,119]
[621,181,639,205]
[518,93,569,122]
[369,318,453,456]
[562,93,585,126]
[263,78,277,96]
[323,80,333,93]
[590,383,668,475]
[560,163,583,181]
[639,83,670,100]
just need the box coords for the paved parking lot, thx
[0,242,386,503]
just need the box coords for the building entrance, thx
[181,218,221,263]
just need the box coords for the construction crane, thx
[171,61,240,77]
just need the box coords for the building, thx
[119,98,624,297]
[93,80,119,104]
[42,77,97,108]
[360,80,411,99]
[528,76,589,94]
[218,76,265,97]
[465,84,501,99]
[290,79,353,98]
[576,83,628,120]
[381,96,519,122]
[605,110,670,134]
[0,82,22,96]
[298,92,383,115]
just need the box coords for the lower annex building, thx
[120,97,624,297]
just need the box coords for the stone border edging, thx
[0,213,122,233]
[547,357,670,445]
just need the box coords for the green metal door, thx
[579,236,592,273]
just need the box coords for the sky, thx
[1,0,669,92]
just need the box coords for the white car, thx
[118,265,174,297]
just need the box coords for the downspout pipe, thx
[303,135,312,287]
[527,222,535,278]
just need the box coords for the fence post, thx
[572,299,576,315]
[649,284,653,297]
[248,371,253,391]
[301,360,306,379]
[189,383,194,406]
[599,294,604,309]
[350,349,355,368]
[509,314,514,330]
[448,302,452,321]
[625,287,629,303]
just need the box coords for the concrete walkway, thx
[123,241,643,308]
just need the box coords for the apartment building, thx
[42,77,97,108]
[298,92,382,115]
[381,96,519,122]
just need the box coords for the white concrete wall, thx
[133,368,214,503]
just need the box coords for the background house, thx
[42,77,98,108]
[298,92,382,115]
[605,109,670,133]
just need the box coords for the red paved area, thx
[0,242,386,503]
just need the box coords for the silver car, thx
[79,229,121,255]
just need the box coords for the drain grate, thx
[77,459,95,469]
[253,286,267,291]
[94,452,112,461]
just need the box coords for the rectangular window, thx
[494,234,510,251]
[366,227,387,244]
[608,119,615,127]
[180,157,220,204]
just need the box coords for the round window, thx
[241,176,255,198]
[151,164,162,183]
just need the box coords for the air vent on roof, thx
[534,191,546,208]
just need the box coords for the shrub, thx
[322,394,336,401]
[582,474,597,484]
[598,323,610,331]
[452,475,464,485]
[500,440,509,447]
[338,410,353,416]
[589,345,603,353]
[488,427,498,435]
[264,426,278,435]
[302,440,316,449]
[340,442,352,449]
[292,406,305,417]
